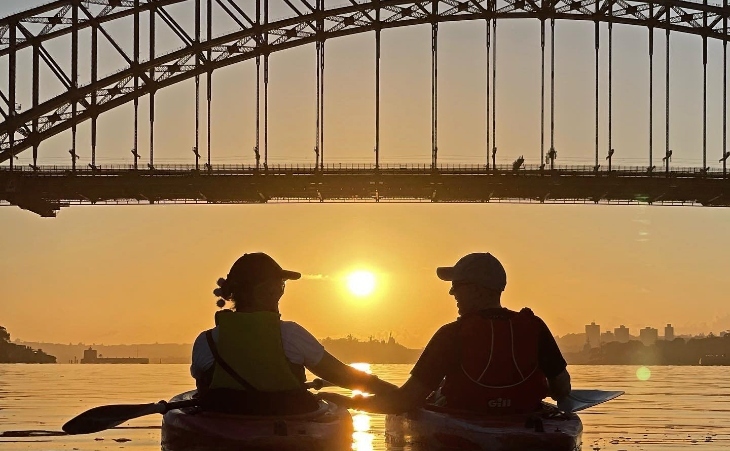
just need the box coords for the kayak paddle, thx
[549,389,624,413]
[62,378,333,435]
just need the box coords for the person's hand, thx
[318,392,359,409]
[556,396,573,413]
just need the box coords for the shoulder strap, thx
[206,330,259,392]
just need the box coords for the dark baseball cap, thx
[227,253,301,288]
[436,253,507,292]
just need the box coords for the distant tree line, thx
[321,335,423,364]
[0,326,56,363]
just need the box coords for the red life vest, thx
[441,308,549,414]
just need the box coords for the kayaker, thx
[321,252,571,414]
[191,252,397,414]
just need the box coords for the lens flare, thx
[636,366,651,381]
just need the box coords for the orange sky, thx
[2,1,730,347]
[2,203,730,348]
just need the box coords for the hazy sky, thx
[2,1,730,348]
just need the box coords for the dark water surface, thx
[1,364,729,450]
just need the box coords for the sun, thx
[347,271,376,297]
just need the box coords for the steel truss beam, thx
[2,166,729,217]
[2,0,730,162]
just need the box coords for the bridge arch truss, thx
[1,0,730,174]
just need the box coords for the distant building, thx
[614,325,630,343]
[664,324,675,341]
[585,322,601,348]
[80,347,149,364]
[640,327,659,346]
[601,330,615,343]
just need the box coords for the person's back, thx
[440,308,552,414]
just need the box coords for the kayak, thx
[161,390,353,451]
[385,403,583,451]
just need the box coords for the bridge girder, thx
[1,0,730,162]
[3,167,729,217]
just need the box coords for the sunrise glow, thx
[346,271,376,297]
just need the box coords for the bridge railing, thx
[0,163,727,178]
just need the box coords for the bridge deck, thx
[2,165,729,217]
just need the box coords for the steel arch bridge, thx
[1,0,730,216]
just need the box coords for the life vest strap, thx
[206,330,258,392]
[475,319,495,381]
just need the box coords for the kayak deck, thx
[385,403,583,451]
[161,390,352,451]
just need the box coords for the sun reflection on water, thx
[350,362,372,374]
[352,413,374,451]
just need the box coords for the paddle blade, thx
[62,402,164,435]
[557,389,624,413]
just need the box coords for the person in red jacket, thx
[321,252,571,414]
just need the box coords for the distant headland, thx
[0,326,56,363]
[321,334,423,364]
[14,334,424,365]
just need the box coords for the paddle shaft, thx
[62,378,334,435]
[143,379,332,413]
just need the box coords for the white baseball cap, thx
[436,253,507,292]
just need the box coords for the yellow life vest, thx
[209,311,304,392]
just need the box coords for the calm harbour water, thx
[1,364,729,450]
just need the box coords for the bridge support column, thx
[648,5,654,176]
[314,0,323,170]
[195,0,201,171]
[315,36,320,170]
[550,17,555,172]
[593,5,599,173]
[265,0,270,170]
[720,0,728,178]
[32,43,39,170]
[431,16,438,170]
[702,0,708,174]
[206,0,212,171]
[72,3,79,172]
[91,23,98,170]
[149,3,156,171]
[665,7,670,177]
[491,18,497,172]
[540,16,545,170]
[133,0,140,171]
[8,21,16,171]
[608,10,613,175]
[486,18,491,170]
[314,22,321,173]
[375,0,381,170]
[255,0,261,170]
[255,52,261,171]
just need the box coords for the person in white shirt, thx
[190,252,396,413]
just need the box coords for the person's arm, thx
[547,368,571,401]
[309,351,399,395]
[320,375,434,414]
[536,318,571,401]
[190,330,214,382]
